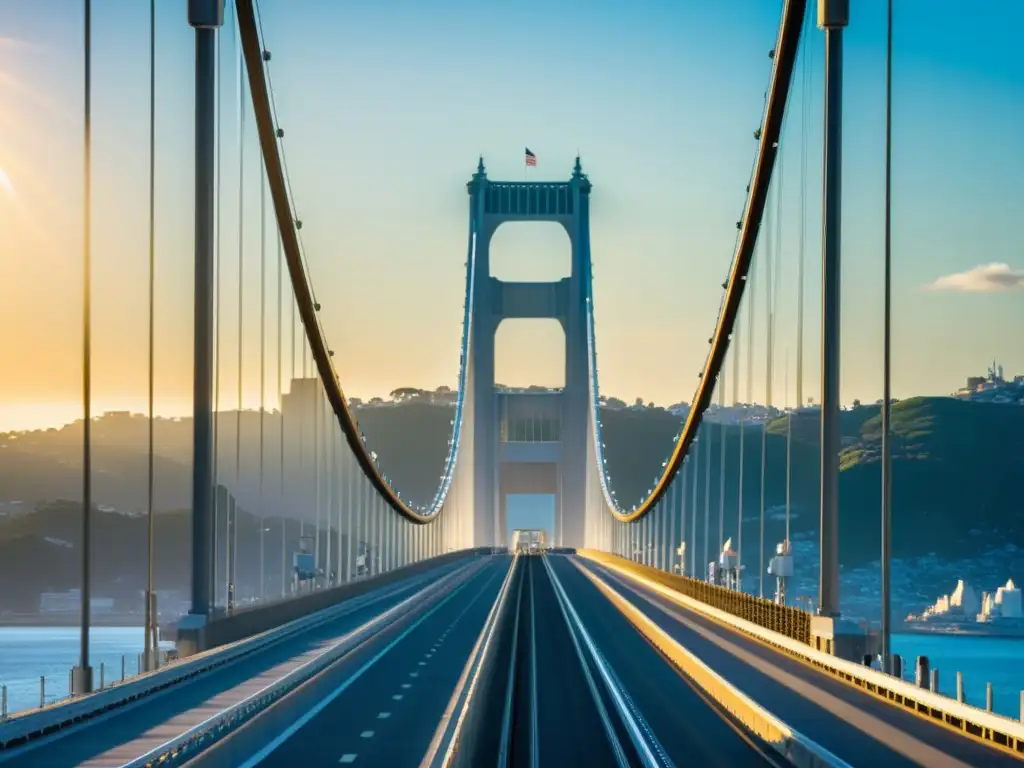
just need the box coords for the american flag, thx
[525,148,537,167]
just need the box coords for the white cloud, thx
[925,262,1024,293]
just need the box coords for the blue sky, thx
[0,0,1021,431]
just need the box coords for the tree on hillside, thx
[390,387,425,401]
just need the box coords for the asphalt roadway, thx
[579,557,1023,768]
[0,557,475,768]
[195,555,511,767]
[196,553,775,768]
[537,555,775,768]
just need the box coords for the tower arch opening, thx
[494,318,566,391]
[488,222,571,282]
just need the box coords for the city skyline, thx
[1,1,1022,433]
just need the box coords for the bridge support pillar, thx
[810,616,875,662]
[71,666,93,697]
[176,613,209,658]
[817,0,848,621]
[187,0,224,629]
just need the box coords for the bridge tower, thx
[460,157,593,548]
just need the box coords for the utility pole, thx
[817,0,848,620]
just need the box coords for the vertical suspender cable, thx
[259,151,267,602]
[144,0,158,667]
[79,0,94,693]
[232,16,245,609]
[797,11,811,412]
[212,13,223,610]
[718,371,726,558]
[702,426,711,577]
[881,0,894,672]
[279,231,286,598]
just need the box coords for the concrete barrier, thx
[580,551,1024,760]
[579,549,812,644]
[182,548,494,654]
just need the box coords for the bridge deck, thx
[0,562,467,768]
[581,557,1021,768]
[188,557,510,767]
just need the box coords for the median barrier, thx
[190,548,494,653]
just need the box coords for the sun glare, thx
[0,165,15,198]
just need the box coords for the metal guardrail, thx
[121,559,486,768]
[583,553,1024,760]
[576,560,851,768]
[579,550,811,644]
[0,554,477,750]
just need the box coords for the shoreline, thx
[898,624,1024,640]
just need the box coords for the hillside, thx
[0,500,350,612]
[1,396,1021,606]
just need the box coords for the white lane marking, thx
[410,672,419,677]
[545,557,666,768]
[428,555,520,768]
[339,754,357,764]
[360,731,374,739]
[234,566,487,768]
[529,558,540,767]
[377,712,391,720]
[418,661,427,666]
[401,683,412,689]
[393,694,404,701]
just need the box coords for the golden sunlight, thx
[0,164,14,198]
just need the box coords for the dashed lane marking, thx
[359,731,374,739]
[339,754,357,763]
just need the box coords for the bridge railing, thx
[584,551,1024,760]
[579,550,811,645]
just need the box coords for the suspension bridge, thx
[0,0,1022,765]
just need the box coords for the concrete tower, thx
[460,157,593,548]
